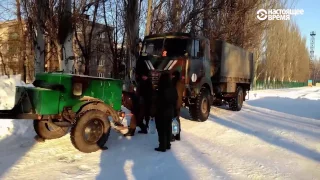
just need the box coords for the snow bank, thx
[247,87,320,101]
[0,75,35,140]
[0,74,33,110]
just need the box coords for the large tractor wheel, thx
[34,120,69,140]
[230,86,244,111]
[189,88,211,122]
[70,109,111,153]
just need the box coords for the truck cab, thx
[138,32,214,121]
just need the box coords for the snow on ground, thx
[0,80,319,180]
[0,75,34,140]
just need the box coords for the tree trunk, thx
[144,0,153,36]
[0,53,8,76]
[190,0,196,35]
[113,56,119,79]
[125,0,139,80]
[59,0,74,73]
[34,0,45,74]
[34,25,45,74]
[16,0,27,82]
[84,54,90,75]
[203,0,212,37]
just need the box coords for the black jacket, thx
[156,86,178,118]
[135,56,153,99]
[135,56,150,82]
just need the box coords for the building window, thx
[100,33,105,39]
[98,44,105,52]
[191,39,204,58]
[99,59,104,66]
[98,72,104,77]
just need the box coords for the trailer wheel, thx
[230,86,244,111]
[33,120,69,140]
[71,109,111,153]
[189,88,210,122]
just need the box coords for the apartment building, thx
[73,15,114,77]
[0,20,33,81]
[0,17,114,81]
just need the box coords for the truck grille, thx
[150,71,161,87]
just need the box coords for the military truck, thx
[138,32,254,122]
[0,72,124,153]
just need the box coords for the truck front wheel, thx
[230,86,244,111]
[34,120,69,140]
[71,109,111,153]
[189,88,210,122]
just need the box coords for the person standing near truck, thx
[135,52,153,133]
[154,72,178,152]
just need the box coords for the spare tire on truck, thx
[189,88,210,122]
[34,120,69,140]
[71,109,111,153]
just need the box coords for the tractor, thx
[0,72,125,153]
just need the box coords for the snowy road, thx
[0,87,319,180]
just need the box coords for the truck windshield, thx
[143,38,188,57]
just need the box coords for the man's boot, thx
[138,123,148,134]
[175,134,181,141]
[155,147,166,152]
[124,128,136,136]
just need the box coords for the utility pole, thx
[310,31,316,84]
[310,31,316,61]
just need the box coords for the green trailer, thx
[0,72,125,153]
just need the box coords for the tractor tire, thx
[230,86,244,111]
[33,120,69,140]
[70,109,111,153]
[189,88,210,122]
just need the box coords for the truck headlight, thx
[73,83,83,96]
[191,73,197,82]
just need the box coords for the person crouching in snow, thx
[154,72,178,152]
[122,90,148,136]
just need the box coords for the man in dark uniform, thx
[134,51,153,133]
[154,72,178,152]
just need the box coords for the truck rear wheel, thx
[71,109,111,153]
[230,86,244,111]
[189,88,210,122]
[34,120,69,140]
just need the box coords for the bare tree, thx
[144,0,153,36]
[73,0,101,75]
[101,0,126,78]
[124,0,140,80]
[16,0,27,81]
